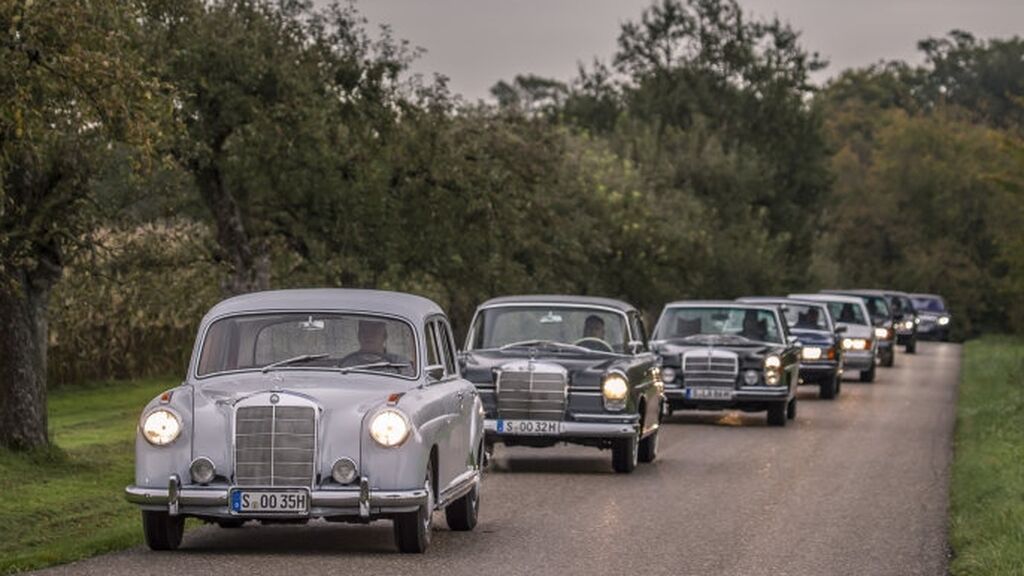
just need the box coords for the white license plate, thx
[230,489,309,514]
[496,420,563,435]
[686,387,733,400]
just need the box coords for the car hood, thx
[654,340,783,367]
[789,329,834,346]
[462,349,622,388]
[836,323,873,339]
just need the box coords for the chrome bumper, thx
[842,351,875,370]
[664,386,789,403]
[125,474,431,518]
[484,417,637,439]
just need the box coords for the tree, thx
[0,0,165,449]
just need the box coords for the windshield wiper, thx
[261,353,330,373]
[337,361,410,374]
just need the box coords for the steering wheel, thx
[573,337,614,353]
[338,351,390,367]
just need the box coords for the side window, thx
[437,321,458,376]
[425,322,440,368]
[629,313,648,351]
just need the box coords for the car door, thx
[436,317,474,479]
[425,316,470,493]
[628,311,661,434]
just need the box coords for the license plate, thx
[685,387,733,400]
[496,419,563,435]
[230,489,309,515]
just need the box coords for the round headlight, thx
[661,367,677,384]
[743,370,760,385]
[602,374,629,401]
[904,320,914,330]
[369,409,411,448]
[190,457,215,484]
[331,457,358,484]
[938,316,950,326]
[142,409,181,446]
[764,355,782,369]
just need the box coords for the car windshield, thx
[470,306,629,353]
[654,307,784,344]
[823,301,869,326]
[911,296,946,312]
[862,296,891,321]
[781,304,831,331]
[197,313,417,377]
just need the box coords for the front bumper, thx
[664,385,789,407]
[798,361,839,383]
[125,474,429,519]
[842,350,875,371]
[484,416,638,439]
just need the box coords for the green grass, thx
[0,377,178,574]
[950,336,1024,575]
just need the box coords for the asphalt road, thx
[36,342,960,576]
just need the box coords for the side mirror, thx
[628,340,645,354]
[426,364,445,381]
[456,352,468,370]
[835,325,848,334]
[787,335,800,345]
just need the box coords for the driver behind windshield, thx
[740,310,767,341]
[340,320,409,369]
[577,315,612,351]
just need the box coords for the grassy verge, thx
[0,377,177,574]
[950,336,1024,575]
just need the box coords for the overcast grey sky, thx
[339,0,1024,101]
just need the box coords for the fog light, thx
[765,371,781,386]
[743,370,760,385]
[661,367,677,384]
[332,457,358,485]
[190,457,215,485]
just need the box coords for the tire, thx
[142,510,184,551]
[638,429,658,464]
[881,349,894,367]
[216,519,245,529]
[860,364,876,383]
[767,402,787,427]
[786,396,797,420]
[394,467,434,553]
[612,431,639,473]
[906,338,917,354]
[819,376,837,400]
[444,479,480,531]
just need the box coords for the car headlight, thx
[602,374,629,401]
[743,370,760,385]
[661,367,677,384]
[764,355,782,369]
[801,347,823,361]
[842,338,870,350]
[369,409,411,448]
[332,457,358,484]
[190,457,215,484]
[903,320,914,330]
[765,371,780,385]
[874,327,890,340]
[142,409,181,446]
[938,316,950,326]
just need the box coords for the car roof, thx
[737,296,829,308]
[203,288,445,325]
[789,293,868,307]
[662,300,779,312]
[819,288,893,297]
[909,293,944,300]
[477,294,636,314]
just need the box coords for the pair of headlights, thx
[141,408,412,448]
[842,338,871,351]
[874,327,892,340]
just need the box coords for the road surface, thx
[35,342,960,576]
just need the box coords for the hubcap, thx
[423,477,433,532]
[631,433,639,467]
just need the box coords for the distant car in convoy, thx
[738,297,846,400]
[460,295,664,473]
[125,289,484,554]
[881,290,919,353]
[651,301,800,427]
[790,293,878,383]
[910,293,952,341]
[820,289,897,367]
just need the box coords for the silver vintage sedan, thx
[125,289,484,553]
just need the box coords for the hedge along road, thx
[33,342,960,576]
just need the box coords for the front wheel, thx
[906,339,917,354]
[142,510,184,551]
[880,349,895,367]
[612,432,639,473]
[394,468,434,553]
[767,402,787,427]
[787,396,797,420]
[860,364,876,383]
[819,376,837,400]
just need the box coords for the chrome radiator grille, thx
[234,405,316,486]
[682,350,739,387]
[496,363,568,420]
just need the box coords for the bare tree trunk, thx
[197,164,270,296]
[0,270,53,450]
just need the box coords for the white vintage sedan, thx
[125,289,484,553]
